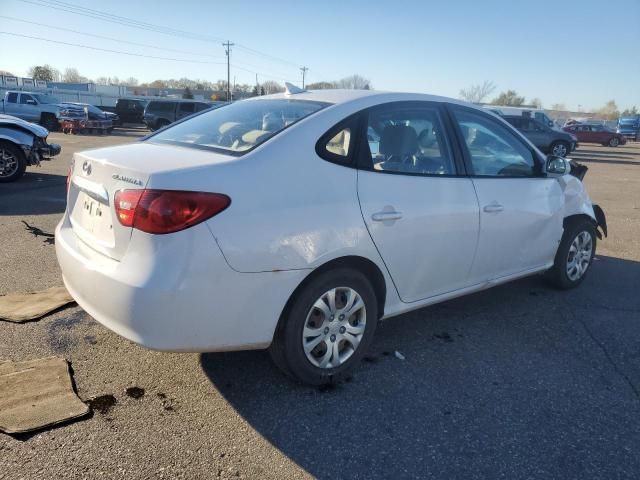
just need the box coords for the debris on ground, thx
[394,351,406,360]
[125,387,145,399]
[87,394,117,415]
[22,221,56,245]
[0,357,89,434]
[0,286,75,323]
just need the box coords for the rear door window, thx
[179,102,195,114]
[361,103,455,175]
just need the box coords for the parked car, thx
[56,89,607,385]
[616,116,640,141]
[0,114,61,182]
[563,123,626,147]
[111,98,148,125]
[143,99,219,131]
[483,105,555,128]
[0,91,84,131]
[62,102,120,126]
[502,115,577,157]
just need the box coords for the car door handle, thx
[483,203,504,213]
[372,211,403,222]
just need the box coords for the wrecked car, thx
[0,114,61,182]
[56,88,607,385]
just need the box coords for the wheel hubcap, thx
[553,144,567,156]
[566,231,593,281]
[0,148,19,178]
[302,287,366,369]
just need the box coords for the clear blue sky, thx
[1,0,639,110]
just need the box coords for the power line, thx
[0,15,221,59]
[0,31,227,65]
[18,0,305,70]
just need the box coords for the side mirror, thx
[546,155,569,175]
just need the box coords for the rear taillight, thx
[114,189,230,234]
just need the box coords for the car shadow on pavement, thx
[0,172,67,216]
[201,255,640,479]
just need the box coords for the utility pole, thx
[223,40,234,101]
[300,66,308,89]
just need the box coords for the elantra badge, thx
[112,174,143,186]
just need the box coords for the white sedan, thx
[56,88,607,385]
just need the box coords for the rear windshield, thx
[148,99,329,154]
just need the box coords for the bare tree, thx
[595,100,619,120]
[261,80,284,94]
[124,77,139,86]
[550,103,566,111]
[530,97,542,109]
[62,67,88,83]
[459,81,496,103]
[0,70,15,76]
[337,74,371,90]
[307,81,338,90]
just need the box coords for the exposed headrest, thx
[241,129,271,145]
[379,125,418,156]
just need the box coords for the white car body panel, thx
[56,89,600,353]
[357,171,480,302]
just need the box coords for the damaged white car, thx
[0,114,61,182]
[56,89,607,384]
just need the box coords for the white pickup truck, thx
[0,91,83,131]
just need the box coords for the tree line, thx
[459,80,636,120]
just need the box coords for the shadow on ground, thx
[0,172,67,216]
[201,255,640,479]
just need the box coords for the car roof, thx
[248,89,475,109]
[147,98,210,103]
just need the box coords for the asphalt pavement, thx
[1,130,639,479]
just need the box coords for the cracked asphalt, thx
[1,130,639,479]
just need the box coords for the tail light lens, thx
[115,189,230,234]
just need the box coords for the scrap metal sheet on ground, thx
[0,357,89,434]
[0,286,75,323]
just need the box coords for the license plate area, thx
[71,191,115,248]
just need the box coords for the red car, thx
[563,123,626,147]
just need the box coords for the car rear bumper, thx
[55,216,308,352]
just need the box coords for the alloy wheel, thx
[566,231,593,281]
[552,143,568,157]
[610,137,619,147]
[302,287,366,369]
[0,148,19,178]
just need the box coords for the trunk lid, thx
[67,142,234,260]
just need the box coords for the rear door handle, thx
[483,203,504,213]
[372,211,403,222]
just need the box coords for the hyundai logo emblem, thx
[82,161,92,175]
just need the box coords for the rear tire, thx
[269,268,378,385]
[546,218,596,289]
[550,141,570,157]
[0,141,27,183]
[608,137,620,147]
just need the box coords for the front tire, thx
[0,141,27,183]
[550,141,570,157]
[270,268,378,385]
[546,218,596,289]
